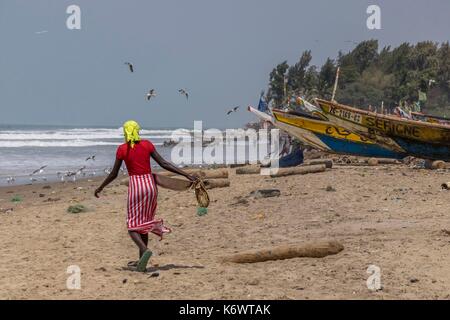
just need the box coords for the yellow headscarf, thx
[123,120,141,148]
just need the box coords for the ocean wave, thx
[0,140,164,148]
[0,128,191,140]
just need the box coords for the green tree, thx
[287,50,312,95]
[268,61,289,107]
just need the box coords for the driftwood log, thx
[270,164,326,178]
[120,175,229,190]
[235,166,261,175]
[222,241,344,263]
[303,159,333,169]
[203,179,230,189]
[154,174,192,191]
[367,158,401,166]
[160,168,228,179]
[120,175,192,190]
[425,160,447,170]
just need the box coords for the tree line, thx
[266,40,450,116]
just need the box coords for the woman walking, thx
[95,120,196,272]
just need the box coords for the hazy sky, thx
[0,0,449,128]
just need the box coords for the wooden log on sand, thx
[154,174,192,191]
[222,241,344,263]
[424,160,447,170]
[120,175,192,190]
[270,164,326,178]
[203,179,230,189]
[367,158,401,166]
[121,175,229,190]
[235,166,260,175]
[303,159,333,169]
[161,168,228,179]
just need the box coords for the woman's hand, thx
[94,187,103,198]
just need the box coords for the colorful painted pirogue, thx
[316,99,450,161]
[411,112,450,126]
[247,106,406,159]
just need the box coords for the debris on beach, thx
[250,189,281,199]
[425,160,447,170]
[230,196,249,207]
[0,207,14,214]
[325,185,336,192]
[11,195,22,203]
[197,207,208,216]
[441,182,450,190]
[67,204,88,214]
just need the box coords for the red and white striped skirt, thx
[127,174,171,238]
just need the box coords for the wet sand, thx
[0,163,449,299]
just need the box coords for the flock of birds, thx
[124,61,240,115]
[4,60,242,186]
[5,155,127,185]
[124,62,190,102]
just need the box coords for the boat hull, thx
[247,106,406,159]
[316,99,450,161]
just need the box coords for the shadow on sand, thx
[120,263,205,273]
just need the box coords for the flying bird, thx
[30,165,47,176]
[124,62,134,73]
[146,89,157,101]
[227,106,240,115]
[178,89,189,100]
[85,155,96,161]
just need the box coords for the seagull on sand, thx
[76,166,86,175]
[124,62,134,73]
[30,165,47,176]
[85,155,96,161]
[6,176,15,184]
[65,171,78,182]
[178,89,189,100]
[226,106,240,115]
[146,89,157,101]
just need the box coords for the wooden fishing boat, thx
[411,112,450,126]
[248,106,406,159]
[316,99,450,161]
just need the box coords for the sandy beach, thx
[0,161,449,300]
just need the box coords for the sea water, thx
[0,124,257,186]
[0,125,187,186]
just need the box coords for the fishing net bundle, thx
[190,178,210,208]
